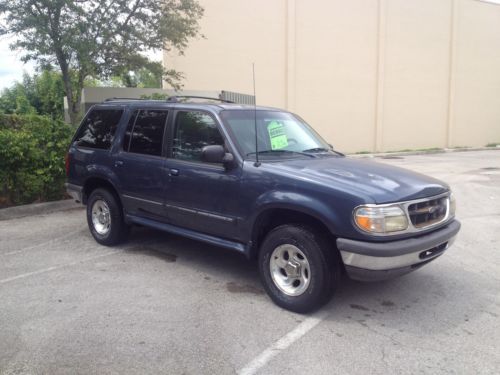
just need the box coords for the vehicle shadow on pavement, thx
[120,226,494,336]
[121,226,264,293]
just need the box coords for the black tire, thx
[86,188,129,246]
[258,224,340,313]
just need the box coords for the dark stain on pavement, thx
[226,282,264,295]
[350,304,370,311]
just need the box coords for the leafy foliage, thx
[0,0,203,123]
[0,114,72,207]
[140,93,169,100]
[119,61,165,88]
[0,70,66,119]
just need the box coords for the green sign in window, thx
[267,121,288,150]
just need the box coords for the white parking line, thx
[2,229,85,256]
[237,310,328,375]
[0,251,120,284]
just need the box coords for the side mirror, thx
[201,145,236,169]
[201,145,225,163]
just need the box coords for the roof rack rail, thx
[166,95,234,103]
[103,97,148,102]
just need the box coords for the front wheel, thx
[87,188,129,246]
[258,225,340,313]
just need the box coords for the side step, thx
[125,214,249,256]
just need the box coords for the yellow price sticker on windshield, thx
[267,121,288,150]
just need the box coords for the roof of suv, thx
[98,99,282,113]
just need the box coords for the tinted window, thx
[75,109,123,149]
[123,110,138,151]
[173,111,224,162]
[125,110,167,156]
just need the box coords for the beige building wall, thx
[165,0,500,153]
[293,0,378,152]
[452,0,500,147]
[166,0,288,108]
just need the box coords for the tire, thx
[86,188,129,246]
[258,224,340,313]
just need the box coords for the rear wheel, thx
[258,224,340,313]
[87,188,129,246]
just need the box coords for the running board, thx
[125,214,248,256]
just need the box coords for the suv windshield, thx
[220,110,331,159]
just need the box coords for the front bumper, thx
[337,220,461,281]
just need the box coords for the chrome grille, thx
[407,196,448,228]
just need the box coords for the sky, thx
[0,36,35,90]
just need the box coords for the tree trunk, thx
[60,68,82,126]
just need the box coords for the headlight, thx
[449,193,456,217]
[354,205,408,234]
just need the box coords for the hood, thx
[267,156,449,204]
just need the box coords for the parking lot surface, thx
[1,150,499,374]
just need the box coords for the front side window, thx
[123,109,168,156]
[74,109,124,149]
[173,111,224,162]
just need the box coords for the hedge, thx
[0,114,73,208]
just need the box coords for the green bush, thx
[0,114,73,207]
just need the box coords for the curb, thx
[349,146,500,159]
[0,199,83,221]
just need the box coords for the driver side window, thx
[173,111,224,162]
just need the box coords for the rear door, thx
[69,107,125,187]
[113,108,170,221]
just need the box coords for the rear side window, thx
[173,111,224,162]
[74,109,123,149]
[123,110,168,156]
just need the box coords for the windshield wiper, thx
[246,150,315,158]
[302,147,345,157]
[302,147,330,153]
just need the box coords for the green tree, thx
[0,0,203,124]
[0,80,36,115]
[0,70,66,119]
[119,61,165,88]
[29,69,66,118]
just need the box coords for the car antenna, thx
[253,63,261,167]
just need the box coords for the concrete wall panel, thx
[294,0,378,152]
[381,0,451,151]
[452,0,500,147]
[166,0,287,109]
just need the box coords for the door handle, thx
[169,168,179,176]
[114,160,124,167]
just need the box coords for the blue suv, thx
[66,97,461,313]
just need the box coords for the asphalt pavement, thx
[1,150,499,374]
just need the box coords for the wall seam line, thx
[374,0,387,152]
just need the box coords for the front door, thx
[164,110,242,240]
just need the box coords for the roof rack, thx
[166,95,234,103]
[103,95,236,104]
[104,97,153,102]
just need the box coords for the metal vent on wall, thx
[220,90,255,105]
